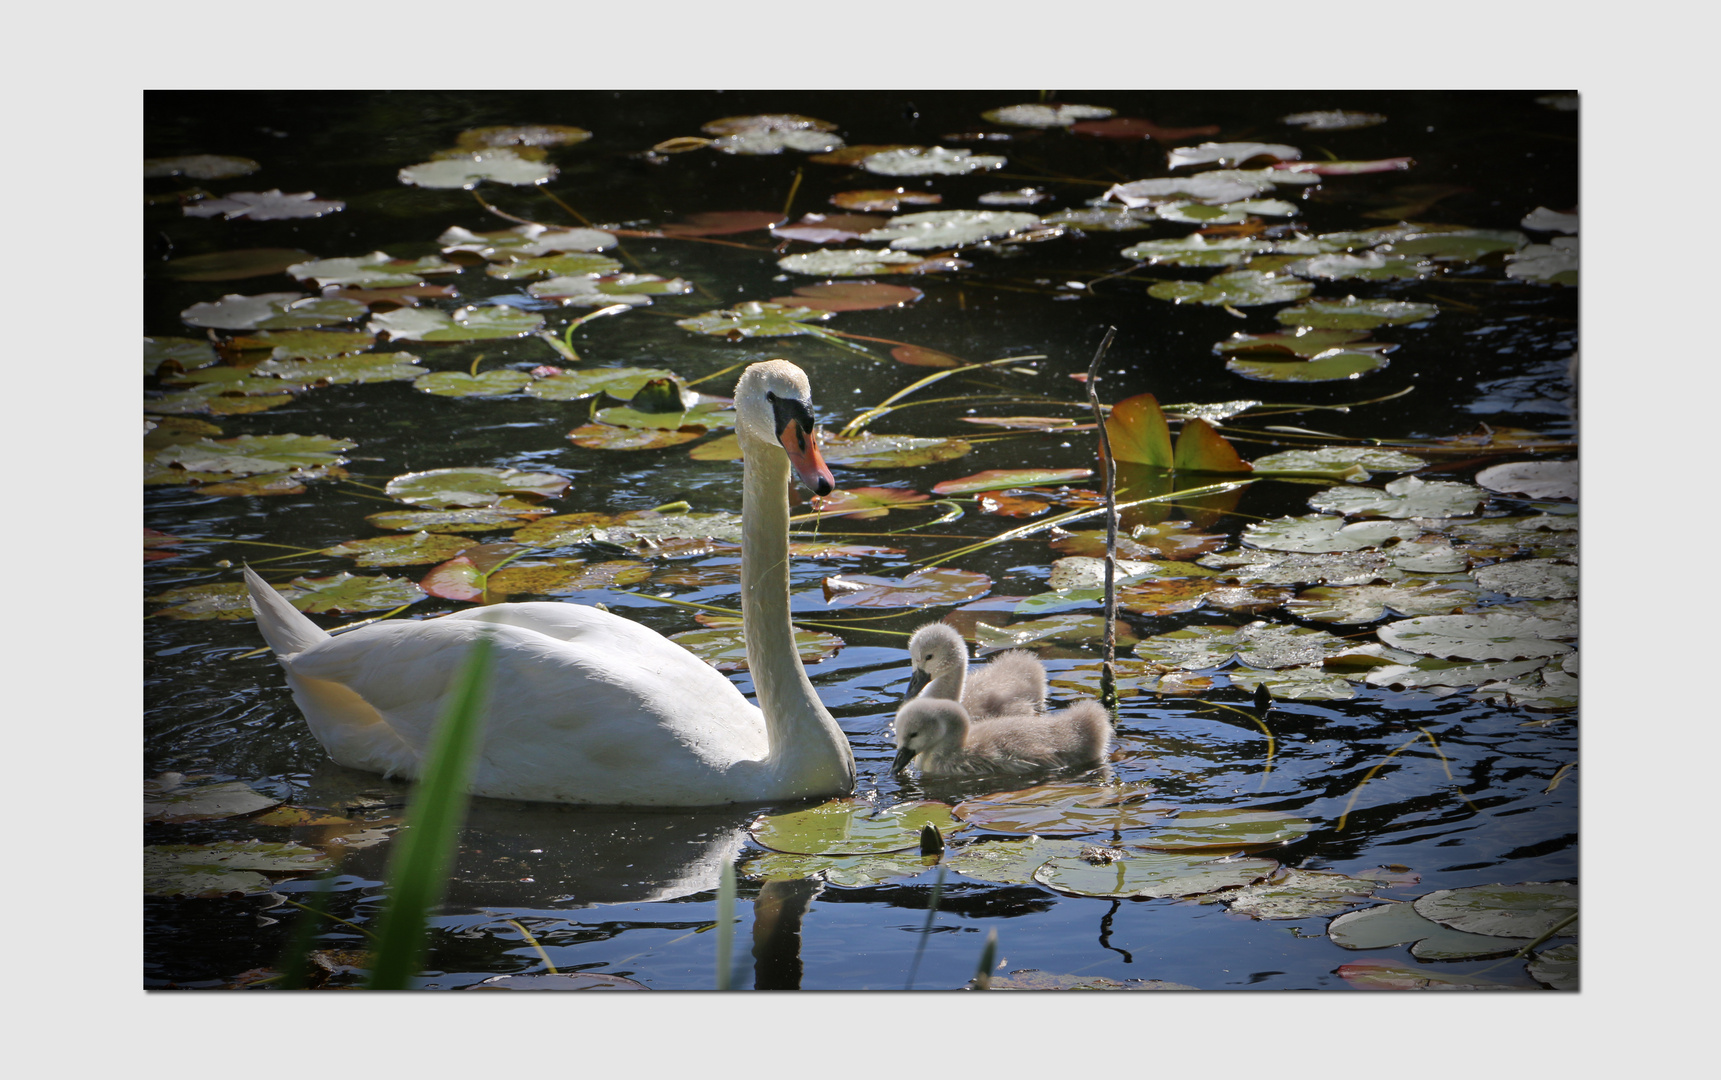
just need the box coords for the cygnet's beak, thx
[778,417,836,496]
[890,745,917,774]
[904,668,930,701]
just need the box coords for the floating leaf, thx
[484,559,652,598]
[1473,558,1577,600]
[287,252,459,288]
[953,783,1169,836]
[1335,959,1521,991]
[524,366,676,401]
[1224,666,1358,700]
[702,114,837,136]
[669,619,842,671]
[1310,476,1485,519]
[1475,460,1577,502]
[777,247,939,276]
[1280,110,1387,131]
[1168,142,1301,168]
[1329,902,1532,960]
[486,252,623,281]
[1035,850,1278,899]
[1504,237,1578,285]
[674,300,833,338]
[1250,446,1425,474]
[770,281,922,311]
[455,124,591,149]
[440,223,617,259]
[1050,522,1227,561]
[1218,867,1390,919]
[227,328,377,360]
[568,423,706,450]
[830,189,943,212]
[184,189,344,221]
[325,532,476,567]
[1242,514,1423,553]
[364,507,542,533]
[714,129,844,154]
[742,849,935,888]
[529,272,690,306]
[1413,882,1577,939]
[823,567,991,608]
[1040,205,1159,231]
[1104,173,1278,207]
[145,154,260,179]
[145,336,220,375]
[1137,809,1315,852]
[819,431,972,468]
[145,780,280,823]
[1135,622,1348,670]
[1215,328,1374,358]
[1376,612,1573,661]
[1389,229,1525,260]
[981,970,1198,991]
[1285,581,1474,623]
[861,147,1006,176]
[413,369,533,397]
[1121,234,1268,267]
[656,210,784,237]
[1149,270,1313,306]
[1527,943,1579,990]
[891,345,963,368]
[932,469,1094,495]
[1049,660,1214,700]
[861,209,1039,251]
[146,841,332,898]
[1287,252,1434,282]
[1362,657,1551,692]
[982,103,1114,127]
[384,467,568,508]
[152,433,355,475]
[180,293,366,331]
[750,799,960,856]
[1073,117,1220,141]
[253,352,429,385]
[398,148,556,188]
[162,247,313,282]
[1276,297,1438,329]
[809,486,929,520]
[371,305,544,341]
[1200,548,1395,587]
[1521,207,1579,234]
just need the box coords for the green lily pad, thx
[370,305,544,341]
[1329,901,1534,960]
[228,328,377,360]
[1472,668,1579,711]
[1149,270,1314,306]
[325,532,476,567]
[981,969,1199,991]
[180,293,368,331]
[524,366,676,401]
[483,559,653,598]
[438,223,615,258]
[1200,547,1397,587]
[1474,460,1577,502]
[517,510,744,548]
[1280,110,1386,131]
[277,573,427,613]
[1527,943,1578,990]
[982,103,1114,127]
[1287,252,1434,281]
[1250,446,1426,474]
[809,486,930,519]
[1121,235,1268,267]
[974,614,1136,651]
[943,836,1098,883]
[1285,581,1474,624]
[145,780,281,823]
[860,209,1040,250]
[1224,666,1357,700]
[1034,850,1279,899]
[1310,476,1485,519]
[1228,350,1390,382]
[1505,238,1578,285]
[398,148,557,189]
[1038,205,1159,232]
[145,153,260,179]
[712,129,844,155]
[668,619,843,672]
[1168,142,1300,168]
[152,433,355,475]
[384,467,568,508]
[595,397,735,431]
[1241,514,1423,553]
[486,252,624,281]
[778,247,931,276]
[931,468,1094,495]
[1413,881,1577,939]
[1362,656,1550,691]
[568,423,707,450]
[364,508,542,533]
[1377,612,1573,661]
[162,247,313,282]
[457,123,592,149]
[953,782,1170,836]
[530,273,691,305]
[413,370,534,397]
[674,301,834,338]
[1473,559,1577,600]
[818,432,972,468]
[251,352,430,385]
[145,336,221,376]
[1335,959,1522,990]
[287,252,460,288]
[823,567,991,608]
[1218,867,1391,919]
[146,840,332,898]
[1137,809,1315,852]
[749,799,961,856]
[1156,198,1300,224]
[1049,660,1215,700]
[1104,171,1280,207]
[1215,328,1374,358]
[1134,622,1349,670]
[741,849,936,888]
[1276,297,1438,329]
[1046,557,1218,592]
[861,146,1006,176]
[1389,229,1526,260]
[183,189,345,221]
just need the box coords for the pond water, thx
[144,90,1578,991]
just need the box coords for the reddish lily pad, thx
[1072,117,1221,140]
[931,469,1094,495]
[823,567,991,608]
[891,345,963,368]
[809,486,930,520]
[830,189,943,212]
[1335,960,1522,991]
[770,281,923,311]
[770,214,889,244]
[484,559,652,598]
[657,210,785,237]
[161,248,314,282]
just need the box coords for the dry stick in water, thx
[1084,326,1120,711]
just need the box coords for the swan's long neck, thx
[741,437,855,796]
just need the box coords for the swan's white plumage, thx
[891,696,1111,778]
[905,622,1047,720]
[245,359,854,806]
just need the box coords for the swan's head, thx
[734,359,836,496]
[891,697,970,773]
[904,622,967,699]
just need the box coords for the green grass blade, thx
[363,634,494,990]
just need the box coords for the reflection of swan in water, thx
[904,622,1046,720]
[244,359,854,806]
[891,697,1111,778]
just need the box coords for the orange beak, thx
[779,419,836,496]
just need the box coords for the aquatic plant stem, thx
[840,355,1049,438]
[903,865,946,991]
[504,919,558,974]
[1084,326,1120,710]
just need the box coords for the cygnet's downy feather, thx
[891,696,1110,778]
[904,622,1046,721]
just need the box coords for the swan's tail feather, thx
[243,565,329,657]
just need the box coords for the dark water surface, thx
[144,90,1577,990]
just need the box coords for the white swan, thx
[244,359,855,807]
[904,622,1047,720]
[891,696,1111,778]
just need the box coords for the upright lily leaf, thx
[1173,418,1251,474]
[1106,393,1173,468]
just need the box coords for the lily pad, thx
[669,619,842,672]
[1413,881,1577,939]
[656,210,785,237]
[860,209,1040,250]
[1362,656,1550,691]
[530,273,691,306]
[399,149,557,189]
[146,841,332,898]
[325,532,476,567]
[1137,809,1315,852]
[152,433,355,475]
[830,189,943,212]
[1035,850,1278,899]
[741,849,936,888]
[484,559,652,598]
[1329,901,1532,959]
[1156,199,1299,224]
[439,223,617,258]
[1215,328,1374,358]
[180,293,367,331]
[1376,612,1573,661]
[1241,514,1423,553]
[370,305,544,341]
[184,189,344,221]
[777,247,935,276]
[524,366,676,401]
[713,129,844,155]
[861,147,1006,176]
[146,336,221,375]
[675,301,834,338]
[1223,666,1358,701]
[953,782,1169,836]
[1527,943,1578,990]
[974,614,1135,651]
[702,114,837,136]
[1276,297,1438,330]
[1287,252,1435,281]
[1250,446,1426,473]
[486,252,624,280]
[1475,460,1577,502]
[1472,559,1577,600]
[1505,237,1578,285]
[931,469,1094,495]
[456,124,592,149]
[1149,270,1314,307]
[823,567,992,608]
[981,970,1198,991]
[145,154,260,179]
[808,486,930,520]
[1218,867,1392,920]
[1134,622,1349,670]
[982,103,1114,127]
[1285,581,1474,624]
[1104,173,1279,207]
[384,467,569,509]
[1040,205,1160,231]
[1335,959,1521,990]
[1389,229,1526,260]
[364,507,542,533]
[1280,110,1386,131]
[770,282,922,311]
[227,328,377,360]
[749,799,961,856]
[942,836,1096,883]
[568,423,707,450]
[413,370,534,397]
[818,432,972,468]
[287,252,460,288]
[162,247,313,282]
[1168,142,1300,168]
[145,780,280,823]
[253,353,430,385]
